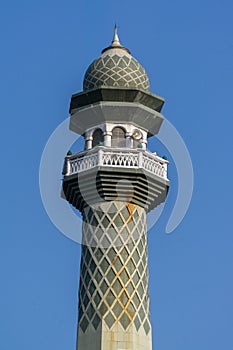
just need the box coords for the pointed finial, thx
[101,25,131,54]
[111,24,121,47]
[114,23,117,35]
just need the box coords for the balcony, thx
[62,147,169,212]
[63,147,168,180]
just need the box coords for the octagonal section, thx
[62,147,169,213]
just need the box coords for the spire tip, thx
[112,24,120,46]
[101,24,131,54]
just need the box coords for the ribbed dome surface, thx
[83,29,150,91]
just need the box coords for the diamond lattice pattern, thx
[78,202,151,335]
[83,54,150,91]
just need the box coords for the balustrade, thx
[64,147,168,179]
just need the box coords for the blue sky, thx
[1,0,233,349]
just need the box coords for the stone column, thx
[85,131,93,150]
[126,132,133,148]
[76,201,152,350]
[103,131,112,147]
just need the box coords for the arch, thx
[112,127,126,148]
[92,128,104,147]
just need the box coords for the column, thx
[103,131,112,147]
[85,131,93,150]
[126,132,133,148]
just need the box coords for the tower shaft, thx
[77,201,152,350]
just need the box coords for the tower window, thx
[112,127,126,147]
[92,128,104,147]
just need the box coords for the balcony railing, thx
[63,147,168,180]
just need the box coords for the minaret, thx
[63,28,169,350]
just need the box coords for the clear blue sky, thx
[1,0,233,349]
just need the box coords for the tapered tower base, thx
[76,201,152,350]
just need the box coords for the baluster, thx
[163,163,167,178]
[98,149,103,166]
[138,151,143,168]
[67,160,71,175]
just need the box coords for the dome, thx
[83,27,150,91]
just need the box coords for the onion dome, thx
[83,26,150,91]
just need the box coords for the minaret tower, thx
[63,27,169,350]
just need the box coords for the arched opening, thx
[92,128,104,147]
[133,139,140,148]
[112,127,126,148]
